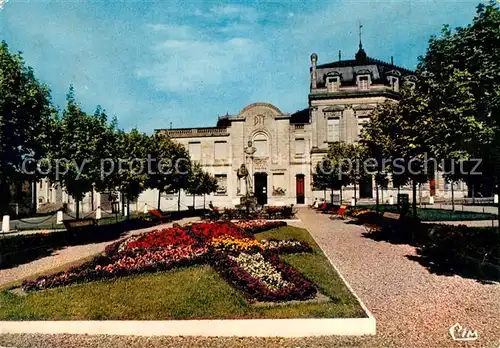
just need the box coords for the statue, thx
[236,164,250,195]
[243,141,257,194]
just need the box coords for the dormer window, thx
[389,76,399,92]
[358,75,369,90]
[403,75,417,90]
[326,76,340,92]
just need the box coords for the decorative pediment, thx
[355,69,371,76]
[403,75,418,82]
[386,69,402,77]
[325,70,342,78]
[323,105,345,112]
[352,104,376,111]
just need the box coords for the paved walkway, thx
[294,208,500,347]
[0,217,200,288]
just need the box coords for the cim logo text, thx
[449,323,479,342]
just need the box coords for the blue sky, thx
[1,0,481,132]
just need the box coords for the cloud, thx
[136,37,265,93]
[147,24,198,39]
[196,4,260,22]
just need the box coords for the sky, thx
[0,0,483,132]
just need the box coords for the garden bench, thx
[148,209,171,223]
[63,218,97,232]
[382,212,401,220]
[329,204,350,219]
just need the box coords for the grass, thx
[0,226,366,320]
[360,204,496,221]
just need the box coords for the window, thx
[389,76,399,92]
[295,138,305,155]
[214,141,227,160]
[254,134,268,157]
[358,76,369,90]
[358,118,369,136]
[272,173,286,196]
[39,181,43,189]
[326,76,339,92]
[188,142,201,161]
[215,174,227,195]
[327,118,340,142]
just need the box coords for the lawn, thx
[0,226,366,320]
[360,204,496,221]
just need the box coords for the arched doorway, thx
[254,173,268,205]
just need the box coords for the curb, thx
[0,317,375,337]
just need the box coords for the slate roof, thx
[313,50,415,88]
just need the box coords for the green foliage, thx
[0,41,54,211]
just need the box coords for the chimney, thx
[391,56,394,66]
[339,50,342,62]
[169,122,172,130]
[310,53,318,90]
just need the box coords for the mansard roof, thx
[313,54,415,88]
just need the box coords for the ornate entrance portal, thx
[254,173,268,206]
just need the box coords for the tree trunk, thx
[375,185,380,213]
[353,182,357,205]
[91,189,94,211]
[497,185,500,230]
[412,179,417,217]
[76,199,80,219]
[193,193,195,209]
[331,188,334,204]
[451,183,455,211]
[121,192,125,216]
[31,180,37,215]
[126,196,130,219]
[157,190,161,210]
[472,184,475,205]
[177,190,181,212]
[340,187,343,203]
[204,193,206,209]
[419,184,423,208]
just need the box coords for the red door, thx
[296,175,305,204]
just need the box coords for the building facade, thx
[36,44,470,214]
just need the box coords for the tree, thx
[0,41,53,213]
[415,1,500,221]
[112,128,153,217]
[147,135,191,212]
[186,164,217,209]
[46,87,116,218]
[313,142,352,204]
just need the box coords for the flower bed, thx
[212,251,317,302]
[22,245,208,292]
[22,221,317,302]
[233,220,286,234]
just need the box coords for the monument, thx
[238,141,258,212]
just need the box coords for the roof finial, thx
[359,20,363,49]
[339,50,341,62]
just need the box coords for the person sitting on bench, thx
[208,201,220,220]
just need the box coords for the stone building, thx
[144,42,468,209]
[36,43,470,214]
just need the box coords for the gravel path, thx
[1,210,499,348]
[0,217,200,288]
[294,209,500,347]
